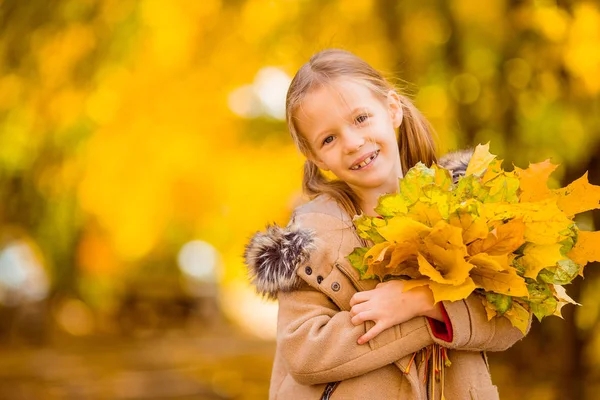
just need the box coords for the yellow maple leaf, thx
[387,263,421,279]
[514,159,559,203]
[388,242,419,268]
[417,250,473,286]
[363,242,422,279]
[468,218,526,256]
[554,301,569,318]
[481,296,498,321]
[523,201,574,245]
[378,216,432,243]
[426,220,468,251]
[551,284,580,319]
[482,200,572,245]
[466,143,496,177]
[468,253,510,271]
[470,266,529,297]
[520,243,566,279]
[433,163,453,189]
[407,201,445,227]
[364,242,392,264]
[554,172,600,217]
[481,159,504,184]
[418,221,474,285]
[402,277,477,304]
[485,170,520,203]
[364,243,393,279]
[567,230,600,274]
[488,199,573,244]
[369,259,421,280]
[448,211,489,245]
[503,301,530,334]
[552,284,580,306]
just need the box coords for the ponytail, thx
[303,160,361,218]
[398,95,437,174]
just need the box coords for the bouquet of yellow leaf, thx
[347,144,600,333]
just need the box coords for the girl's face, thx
[295,79,404,196]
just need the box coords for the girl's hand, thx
[349,281,444,344]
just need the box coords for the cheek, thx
[374,119,398,141]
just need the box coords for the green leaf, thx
[353,214,386,244]
[511,256,527,276]
[559,233,576,256]
[537,259,580,285]
[523,281,557,322]
[481,173,520,204]
[399,162,436,205]
[486,292,513,315]
[375,193,409,217]
[346,247,375,280]
[529,297,558,322]
[451,175,485,206]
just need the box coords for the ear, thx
[387,90,403,129]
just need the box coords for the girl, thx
[245,49,529,400]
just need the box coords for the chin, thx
[353,177,393,191]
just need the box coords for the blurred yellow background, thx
[0,0,599,399]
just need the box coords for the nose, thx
[342,130,365,154]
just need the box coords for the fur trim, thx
[438,148,474,183]
[244,224,316,299]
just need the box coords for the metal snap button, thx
[331,282,340,292]
[317,276,323,284]
[305,266,312,275]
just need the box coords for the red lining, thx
[427,303,453,342]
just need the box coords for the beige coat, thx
[245,160,531,400]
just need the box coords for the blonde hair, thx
[286,49,437,217]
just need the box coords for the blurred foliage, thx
[0,0,599,399]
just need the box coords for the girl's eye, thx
[323,135,334,145]
[355,114,369,124]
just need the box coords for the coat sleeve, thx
[277,282,434,385]
[427,294,532,352]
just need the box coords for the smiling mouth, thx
[350,150,380,170]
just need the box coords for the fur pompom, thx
[438,148,474,183]
[244,224,316,299]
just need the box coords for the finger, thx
[351,310,374,326]
[349,301,370,318]
[350,291,370,307]
[358,322,385,345]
